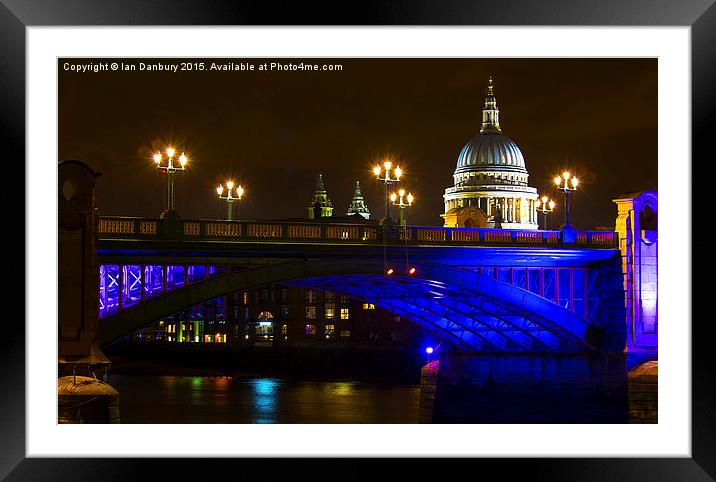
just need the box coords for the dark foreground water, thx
[108,374,421,424]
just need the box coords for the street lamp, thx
[535,195,556,230]
[154,147,188,217]
[390,188,414,227]
[554,171,579,229]
[216,180,244,221]
[373,160,402,224]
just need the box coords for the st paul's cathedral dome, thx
[442,77,539,229]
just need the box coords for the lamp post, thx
[535,195,556,230]
[216,180,244,221]
[554,171,579,229]
[373,160,402,224]
[154,147,188,217]
[390,188,414,227]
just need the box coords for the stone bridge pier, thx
[58,160,119,423]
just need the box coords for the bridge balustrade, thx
[97,216,618,248]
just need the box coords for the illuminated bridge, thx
[96,216,625,355]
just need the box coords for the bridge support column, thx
[59,160,119,423]
[418,360,439,423]
[613,191,658,358]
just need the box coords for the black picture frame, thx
[3,0,712,480]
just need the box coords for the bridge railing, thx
[97,216,618,248]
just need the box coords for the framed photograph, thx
[5,0,713,479]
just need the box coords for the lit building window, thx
[305,324,317,335]
[159,320,164,327]
[306,289,316,304]
[325,303,335,319]
[340,330,351,337]
[281,324,287,335]
[325,324,335,335]
[256,311,274,337]
[340,308,350,320]
[305,306,317,319]
[362,303,375,310]
[243,292,249,305]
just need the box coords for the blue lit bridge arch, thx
[97,259,604,353]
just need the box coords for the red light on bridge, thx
[408,267,417,275]
[385,268,394,275]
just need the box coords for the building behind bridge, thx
[129,284,423,349]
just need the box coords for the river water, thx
[108,374,421,424]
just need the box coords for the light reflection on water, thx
[250,379,278,424]
[108,375,420,424]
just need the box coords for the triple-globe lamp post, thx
[554,171,579,229]
[154,147,188,217]
[390,188,414,227]
[373,160,402,224]
[216,180,244,221]
[535,195,556,230]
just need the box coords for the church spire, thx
[480,76,501,134]
[347,180,370,219]
[307,173,333,219]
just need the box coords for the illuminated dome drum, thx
[442,77,539,229]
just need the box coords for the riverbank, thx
[104,342,425,384]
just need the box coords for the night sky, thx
[59,58,657,229]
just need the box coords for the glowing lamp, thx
[383,160,392,170]
[554,176,562,186]
[179,153,188,166]
[571,177,579,188]
[226,181,234,190]
[398,189,405,197]
[563,171,570,180]
[373,166,381,176]
[386,268,394,275]
[407,193,413,204]
[408,267,416,275]
[153,153,162,164]
[394,166,402,179]
[542,195,548,203]
[166,147,175,158]
[390,193,397,202]
[425,347,434,354]
[216,186,223,195]
[549,200,555,209]
[237,185,244,198]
